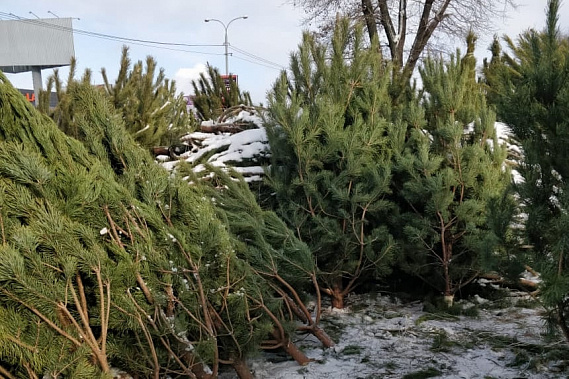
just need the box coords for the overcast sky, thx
[2,1,568,104]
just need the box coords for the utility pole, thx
[204,16,248,76]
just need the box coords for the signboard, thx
[0,18,75,73]
[220,74,238,90]
[18,89,58,108]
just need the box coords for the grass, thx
[320,316,347,343]
[383,361,398,370]
[473,330,569,371]
[430,330,458,352]
[514,297,541,309]
[341,344,363,355]
[402,367,443,379]
[415,312,460,326]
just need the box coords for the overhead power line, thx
[230,45,286,70]
[0,12,222,49]
[0,12,287,70]
[231,54,282,71]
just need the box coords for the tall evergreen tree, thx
[483,0,569,341]
[264,19,403,308]
[394,42,510,306]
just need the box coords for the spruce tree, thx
[484,0,569,341]
[264,19,403,308]
[394,43,510,306]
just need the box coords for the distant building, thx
[17,88,58,108]
[0,17,75,106]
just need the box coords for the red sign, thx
[220,75,238,90]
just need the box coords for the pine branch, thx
[0,365,17,379]
[1,289,82,347]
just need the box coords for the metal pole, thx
[31,67,42,107]
[204,16,248,77]
[224,27,229,76]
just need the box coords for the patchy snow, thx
[160,117,269,181]
[218,292,567,379]
[223,109,264,125]
[207,128,269,166]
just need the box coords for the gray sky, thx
[3,1,568,104]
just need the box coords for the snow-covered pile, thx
[159,108,270,182]
[221,291,567,379]
[495,121,524,184]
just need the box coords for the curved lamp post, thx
[204,16,248,76]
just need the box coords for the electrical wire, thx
[230,45,286,70]
[0,12,287,70]
[0,12,221,48]
[230,54,283,71]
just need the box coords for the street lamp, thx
[204,16,248,76]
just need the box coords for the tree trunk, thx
[443,294,454,308]
[312,326,335,348]
[330,277,344,309]
[232,358,253,379]
[558,301,569,343]
[181,352,213,379]
[271,330,311,366]
[442,237,454,308]
[200,123,243,134]
[282,294,335,347]
[361,0,379,46]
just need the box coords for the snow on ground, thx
[221,291,567,379]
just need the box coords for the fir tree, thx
[484,0,569,341]
[264,19,403,308]
[394,43,510,306]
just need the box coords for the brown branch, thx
[525,265,539,277]
[1,289,81,347]
[0,364,18,379]
[23,362,39,379]
[6,335,37,353]
[178,247,219,377]
[311,273,323,325]
[102,205,125,249]
[200,123,243,134]
[94,266,110,359]
[126,290,164,379]
[231,357,254,379]
[75,273,88,322]
[271,330,310,366]
[0,211,5,245]
[57,302,109,372]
